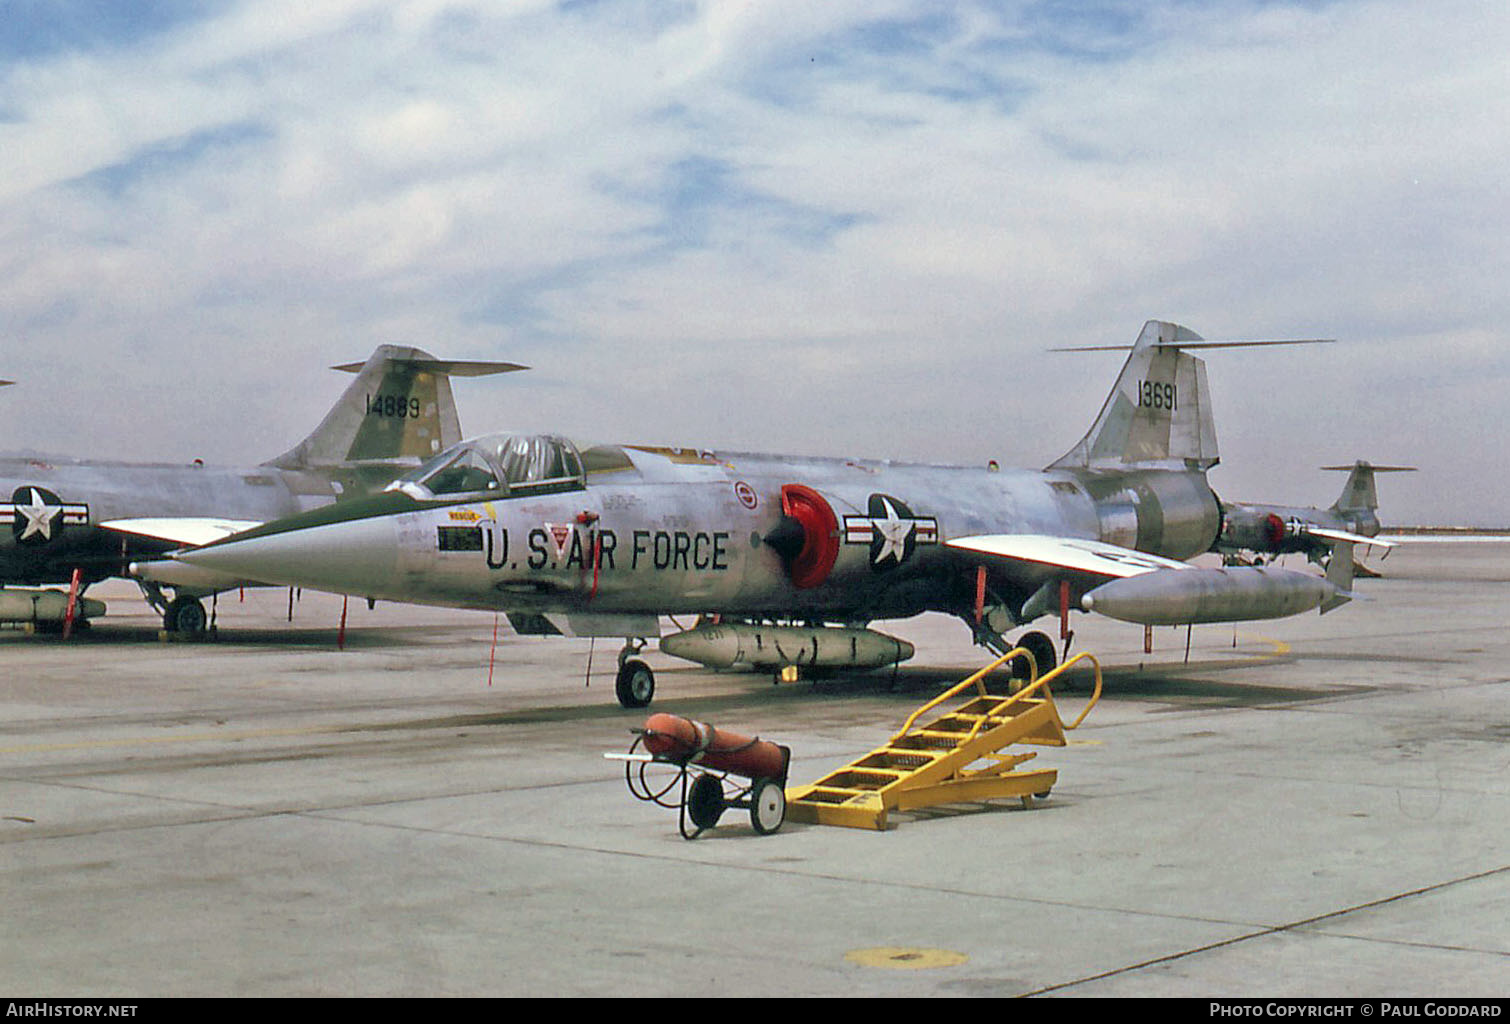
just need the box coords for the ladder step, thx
[807,770,902,791]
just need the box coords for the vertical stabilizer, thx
[1321,539,1355,613]
[267,346,526,470]
[1049,321,1219,472]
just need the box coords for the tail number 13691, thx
[1137,380,1177,411]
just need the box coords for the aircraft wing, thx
[1303,526,1395,549]
[946,534,1191,578]
[102,518,263,547]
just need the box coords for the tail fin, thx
[267,346,526,470]
[1323,461,1417,513]
[1049,320,1219,472]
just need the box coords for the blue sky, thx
[2,0,1507,524]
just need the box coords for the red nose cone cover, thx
[1265,513,1285,550]
[780,483,840,589]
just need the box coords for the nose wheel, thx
[615,658,656,709]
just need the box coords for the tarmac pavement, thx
[1,541,1507,997]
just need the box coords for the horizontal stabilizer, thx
[331,358,528,376]
[1053,338,1335,352]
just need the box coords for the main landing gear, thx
[615,638,655,709]
[138,581,211,639]
[164,596,209,638]
[967,617,1061,682]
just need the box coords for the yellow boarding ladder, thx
[784,649,1102,831]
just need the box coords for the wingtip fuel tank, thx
[1081,566,1342,626]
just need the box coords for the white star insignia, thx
[16,488,59,541]
[870,496,916,565]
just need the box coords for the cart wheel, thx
[687,773,726,830]
[749,777,787,835]
[615,658,655,709]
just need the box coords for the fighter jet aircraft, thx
[177,320,1356,707]
[1214,461,1416,569]
[0,348,521,633]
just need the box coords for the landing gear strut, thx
[965,615,1060,680]
[137,581,212,639]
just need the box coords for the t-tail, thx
[266,346,526,472]
[1324,461,1417,514]
[1049,320,1335,474]
[1048,321,1219,472]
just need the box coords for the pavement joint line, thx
[14,775,1474,953]
[1021,861,1510,996]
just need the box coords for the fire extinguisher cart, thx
[610,714,792,839]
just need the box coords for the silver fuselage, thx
[194,444,1221,626]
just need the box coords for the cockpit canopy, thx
[390,432,585,500]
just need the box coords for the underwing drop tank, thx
[1081,566,1342,626]
[659,623,914,671]
[0,589,106,624]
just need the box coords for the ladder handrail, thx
[887,649,1022,745]
[967,650,1103,734]
[888,648,1103,748]
[1055,652,1102,730]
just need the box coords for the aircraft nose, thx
[176,515,400,595]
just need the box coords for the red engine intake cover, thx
[780,483,840,589]
[1265,513,1286,550]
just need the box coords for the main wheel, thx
[615,658,656,708]
[164,596,208,638]
[1012,630,1057,681]
[749,777,787,835]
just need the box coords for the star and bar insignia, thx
[3,486,90,544]
[843,493,938,570]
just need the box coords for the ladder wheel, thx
[749,777,786,835]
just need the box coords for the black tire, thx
[165,596,208,638]
[615,658,655,709]
[1012,630,1057,681]
[687,773,726,830]
[749,777,787,835]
